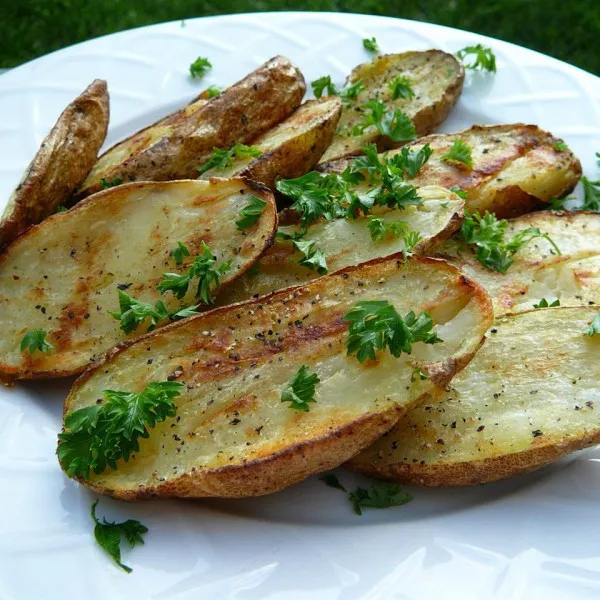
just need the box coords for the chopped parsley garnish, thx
[456,44,497,72]
[388,75,414,100]
[311,75,337,98]
[158,241,231,304]
[553,140,568,152]
[441,138,473,169]
[351,99,416,143]
[349,482,413,515]
[319,473,347,491]
[344,300,442,363]
[293,239,328,275]
[171,241,190,265]
[204,85,221,98]
[189,56,212,79]
[55,204,68,213]
[170,304,200,320]
[366,218,421,255]
[340,80,365,104]
[533,298,560,308]
[91,501,148,573]
[196,144,262,175]
[20,329,53,354]
[100,177,123,190]
[411,367,429,382]
[450,185,468,200]
[236,196,267,230]
[57,381,184,480]
[109,291,169,334]
[390,144,433,179]
[460,211,561,273]
[281,365,320,412]
[586,312,600,336]
[580,177,600,211]
[363,37,379,53]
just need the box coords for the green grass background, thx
[2,0,599,75]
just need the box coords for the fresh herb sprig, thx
[363,37,379,53]
[189,56,212,78]
[388,75,414,100]
[171,241,190,265]
[236,196,267,230]
[20,329,53,354]
[441,138,473,169]
[350,99,416,143]
[281,365,320,412]
[533,298,560,308]
[293,239,328,275]
[100,177,123,190]
[196,144,262,175]
[456,44,497,72]
[109,291,169,334]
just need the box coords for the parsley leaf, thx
[597,152,600,167]
[450,185,468,200]
[281,365,320,412]
[339,80,365,105]
[344,300,442,363]
[553,140,568,152]
[171,242,190,265]
[109,291,169,334]
[91,500,148,573]
[585,312,600,336]
[461,211,561,273]
[55,204,68,213]
[580,177,600,212]
[196,144,262,175]
[411,367,429,382]
[441,138,473,169]
[352,99,416,143]
[390,144,432,179]
[236,196,267,230]
[293,239,328,275]
[170,304,200,320]
[58,381,184,480]
[100,177,123,190]
[20,329,53,354]
[533,298,560,308]
[388,75,414,100]
[319,473,347,491]
[363,37,379,53]
[456,44,497,72]
[189,56,212,78]
[204,85,221,98]
[311,75,338,98]
[349,482,413,515]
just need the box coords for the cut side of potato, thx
[318,50,465,163]
[218,186,464,306]
[77,56,306,198]
[435,211,600,316]
[199,97,342,190]
[0,79,109,247]
[0,179,277,379]
[349,307,600,486]
[321,124,582,218]
[60,256,493,500]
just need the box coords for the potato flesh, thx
[0,179,275,377]
[63,257,492,496]
[218,186,463,305]
[351,308,600,480]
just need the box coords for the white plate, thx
[1,12,600,600]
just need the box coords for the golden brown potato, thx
[321,124,582,218]
[199,97,342,190]
[59,256,493,500]
[77,56,306,198]
[318,50,465,163]
[0,179,277,379]
[0,79,109,247]
[349,307,600,486]
[218,186,464,306]
[435,211,600,316]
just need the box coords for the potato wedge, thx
[199,97,342,190]
[0,179,277,379]
[59,256,492,499]
[318,50,464,163]
[76,56,306,198]
[435,211,600,316]
[0,79,109,247]
[349,307,600,486]
[218,186,464,305]
[321,124,582,218]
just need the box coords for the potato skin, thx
[319,50,465,163]
[77,56,306,198]
[321,124,582,218]
[0,79,109,248]
[60,256,492,500]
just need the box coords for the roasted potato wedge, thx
[77,56,306,198]
[218,186,464,305]
[321,124,582,218]
[0,79,109,247]
[0,179,277,379]
[199,97,342,190]
[349,307,600,486]
[318,50,464,163]
[435,211,600,316]
[59,256,492,499]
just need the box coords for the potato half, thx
[0,179,277,379]
[435,211,600,316]
[0,79,109,247]
[59,256,493,500]
[77,56,306,198]
[349,307,600,486]
[321,124,582,218]
[218,186,464,306]
[318,50,464,163]
[199,97,342,189]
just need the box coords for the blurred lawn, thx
[1,0,599,75]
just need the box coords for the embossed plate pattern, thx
[1,12,600,600]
